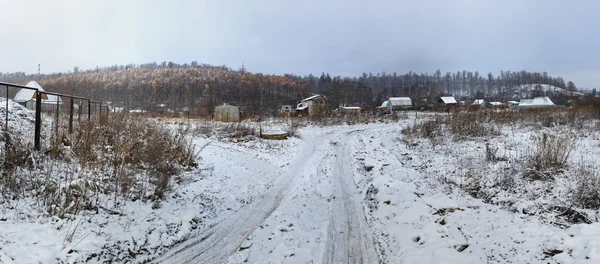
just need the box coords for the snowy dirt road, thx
[155,121,590,264]
[323,130,379,264]
[157,125,386,264]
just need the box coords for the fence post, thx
[55,97,59,136]
[4,85,8,166]
[88,100,91,121]
[34,92,42,151]
[69,98,74,134]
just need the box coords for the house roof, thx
[507,101,519,104]
[379,101,390,108]
[301,94,326,102]
[14,81,61,103]
[14,81,44,102]
[342,106,361,110]
[519,96,554,106]
[472,99,486,105]
[489,102,504,106]
[215,103,239,110]
[388,97,412,106]
[440,96,457,104]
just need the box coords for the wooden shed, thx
[342,106,362,114]
[214,104,241,122]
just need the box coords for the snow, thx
[440,96,457,104]
[518,84,583,96]
[519,96,555,106]
[13,81,62,103]
[301,94,326,102]
[3,113,600,263]
[472,99,486,105]
[388,97,412,107]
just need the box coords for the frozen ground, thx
[2,112,600,263]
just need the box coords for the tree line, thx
[0,62,577,114]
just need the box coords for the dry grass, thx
[526,133,576,178]
[403,119,443,139]
[1,132,33,193]
[447,110,499,138]
[2,114,198,217]
[571,163,600,209]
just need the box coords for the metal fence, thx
[0,81,109,154]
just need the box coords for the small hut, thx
[341,106,361,114]
[439,96,457,107]
[214,104,241,122]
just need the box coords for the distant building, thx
[380,97,412,111]
[214,104,241,122]
[341,106,361,114]
[296,94,327,116]
[439,96,457,107]
[13,81,62,111]
[472,99,487,105]
[518,97,555,108]
[280,105,293,117]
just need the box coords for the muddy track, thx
[323,130,380,264]
[155,139,323,264]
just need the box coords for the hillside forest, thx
[0,62,580,115]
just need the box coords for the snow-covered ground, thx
[2,111,600,263]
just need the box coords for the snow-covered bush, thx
[447,110,499,138]
[526,133,575,174]
[4,114,198,217]
[1,132,33,192]
[402,118,442,139]
[571,164,600,209]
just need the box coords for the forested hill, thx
[0,62,578,113]
[0,62,308,114]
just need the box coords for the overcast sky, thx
[1,0,598,88]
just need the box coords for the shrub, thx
[571,164,600,209]
[47,115,196,213]
[485,142,498,162]
[223,123,255,138]
[527,133,576,173]
[1,132,33,192]
[447,110,498,138]
[402,118,443,139]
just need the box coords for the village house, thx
[516,96,555,109]
[379,97,412,111]
[296,94,327,116]
[472,99,487,106]
[341,106,361,114]
[439,96,457,107]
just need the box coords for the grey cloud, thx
[1,0,599,87]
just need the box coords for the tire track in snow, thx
[155,137,325,264]
[323,130,380,264]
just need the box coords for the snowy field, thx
[2,108,600,263]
